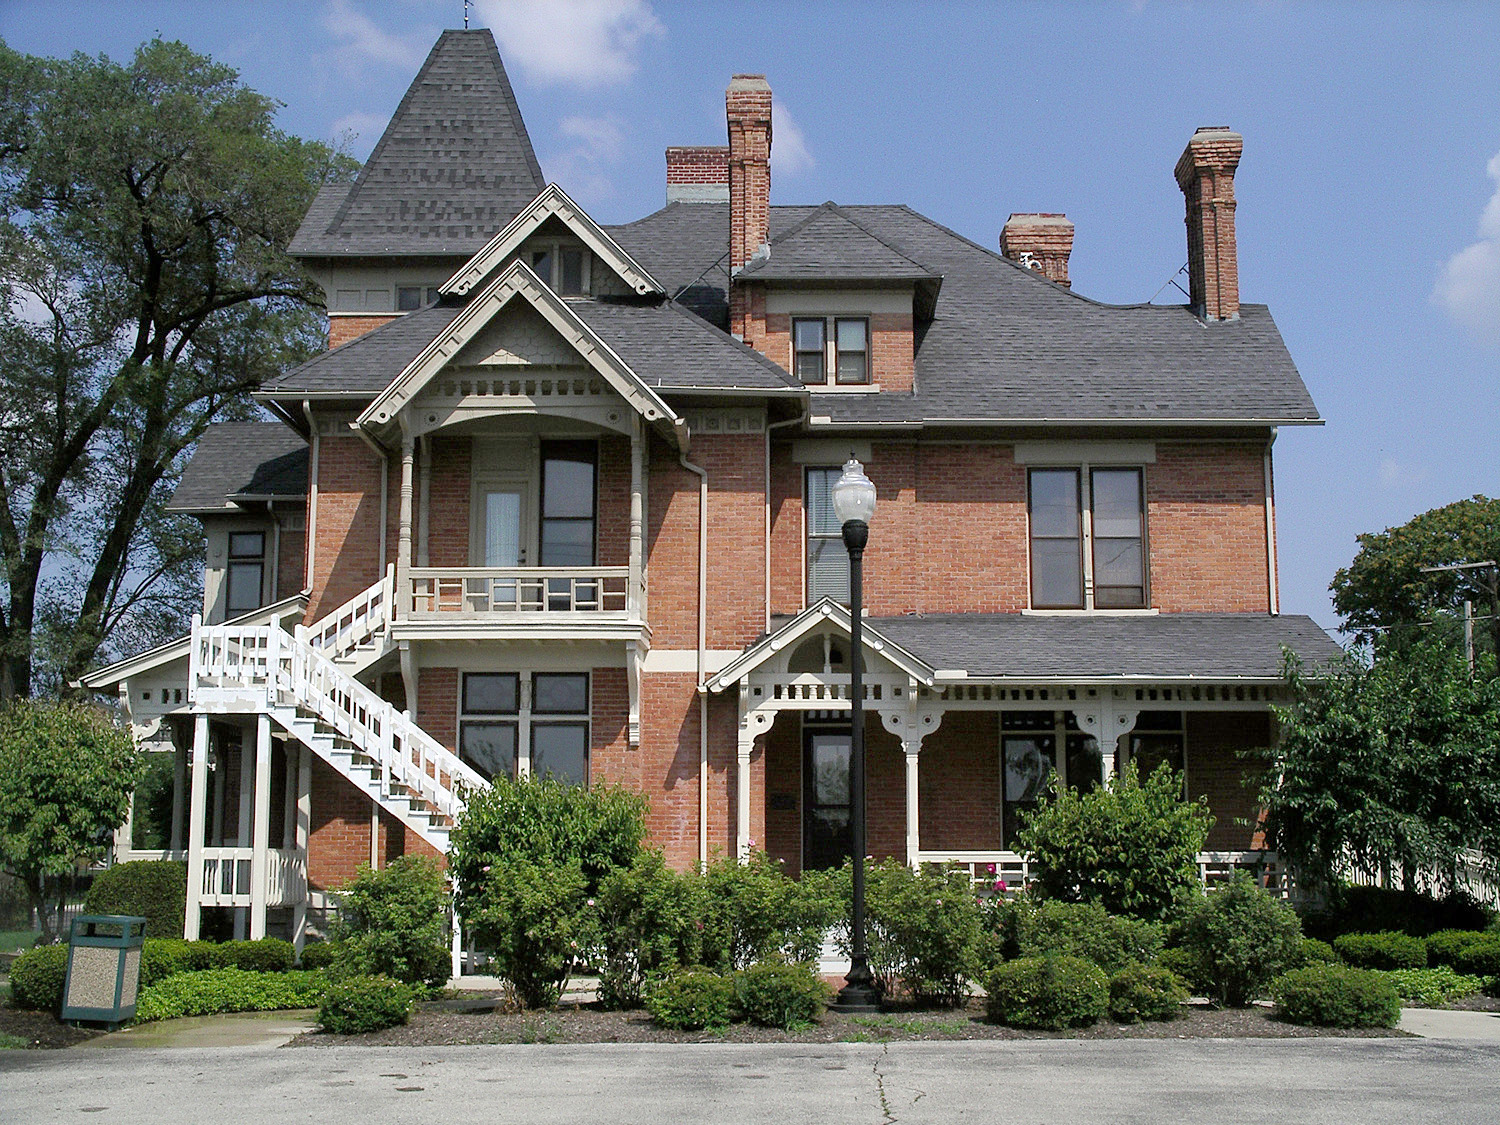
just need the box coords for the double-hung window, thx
[1027,467,1146,609]
[459,672,590,786]
[225,532,266,614]
[805,467,850,603]
[792,317,869,386]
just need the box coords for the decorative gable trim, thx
[359,259,682,434]
[440,183,664,299]
[703,598,937,693]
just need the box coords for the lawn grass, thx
[0,930,37,952]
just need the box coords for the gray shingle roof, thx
[261,297,801,397]
[608,203,1321,426]
[168,422,308,512]
[865,611,1340,679]
[735,202,938,282]
[288,30,544,257]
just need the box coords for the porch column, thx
[235,723,254,940]
[628,414,645,619]
[1073,697,1139,785]
[396,430,415,617]
[735,707,773,861]
[249,715,272,940]
[282,744,298,851]
[291,742,312,953]
[184,714,210,940]
[903,739,922,867]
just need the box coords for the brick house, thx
[83,30,1336,950]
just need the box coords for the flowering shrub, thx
[317,975,415,1034]
[332,856,451,992]
[645,967,736,1031]
[1010,899,1162,974]
[700,852,840,971]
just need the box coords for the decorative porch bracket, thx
[736,688,775,861]
[1072,693,1140,784]
[880,693,945,868]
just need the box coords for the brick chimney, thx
[726,75,772,274]
[666,146,729,204]
[1000,213,1075,287]
[1175,126,1243,322]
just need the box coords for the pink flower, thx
[985,863,996,875]
[586,898,595,907]
[481,864,492,874]
[696,920,704,931]
[994,879,1007,892]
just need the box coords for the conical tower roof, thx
[290,29,545,257]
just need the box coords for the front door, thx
[803,726,852,871]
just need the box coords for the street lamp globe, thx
[832,458,877,528]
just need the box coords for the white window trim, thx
[458,671,591,783]
[1025,462,1150,612]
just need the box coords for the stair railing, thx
[303,565,396,661]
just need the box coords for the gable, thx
[454,300,584,368]
[441,184,663,300]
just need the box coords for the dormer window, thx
[793,317,870,386]
[530,243,590,296]
[396,285,440,311]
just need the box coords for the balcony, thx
[394,565,644,641]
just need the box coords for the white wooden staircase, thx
[189,569,487,854]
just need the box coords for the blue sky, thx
[2,0,1497,631]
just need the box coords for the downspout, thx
[301,401,319,595]
[678,443,710,869]
[1263,428,1279,616]
[764,406,809,631]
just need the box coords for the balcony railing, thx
[198,846,306,908]
[912,850,1293,899]
[406,566,632,618]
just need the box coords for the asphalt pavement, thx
[3,1037,1499,1124]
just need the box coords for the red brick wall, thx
[866,717,907,862]
[1148,442,1269,612]
[666,145,728,188]
[307,433,385,622]
[647,432,766,651]
[1187,710,1272,851]
[591,666,633,787]
[426,436,471,567]
[416,667,459,754]
[597,435,631,567]
[329,315,397,349]
[918,712,1002,852]
[763,714,802,874]
[307,756,373,892]
[637,672,737,869]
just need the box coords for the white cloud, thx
[771,99,813,178]
[543,115,628,202]
[1433,151,1500,346]
[477,0,664,87]
[321,0,430,71]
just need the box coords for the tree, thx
[1016,762,1213,922]
[0,38,357,698]
[1261,641,1500,898]
[0,699,142,940]
[1330,496,1500,661]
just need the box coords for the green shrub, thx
[180,941,221,971]
[1154,946,1205,992]
[84,860,187,940]
[1296,938,1340,967]
[467,856,588,1009]
[863,861,991,1006]
[645,968,736,1031]
[297,941,344,973]
[594,851,709,1009]
[733,960,830,1029]
[1425,930,1489,968]
[1012,899,1162,975]
[140,938,194,986]
[133,969,328,1023]
[1270,963,1401,1028]
[1454,935,1500,978]
[984,955,1108,1030]
[331,856,451,992]
[449,774,648,907]
[1333,931,1427,971]
[1174,871,1303,1006]
[1017,762,1213,922]
[317,975,415,1034]
[1107,962,1187,1023]
[8,944,68,1011]
[701,852,840,971]
[214,938,296,974]
[1300,886,1492,942]
[1382,966,1485,1006]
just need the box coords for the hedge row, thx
[645,962,831,1031]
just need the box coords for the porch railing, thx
[198,846,306,908]
[912,850,1293,898]
[406,566,631,617]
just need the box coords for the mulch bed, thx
[0,1005,104,1050]
[291,996,1409,1048]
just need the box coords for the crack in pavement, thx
[872,1041,927,1122]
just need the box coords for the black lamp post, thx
[832,458,879,1012]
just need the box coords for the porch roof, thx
[867,611,1342,681]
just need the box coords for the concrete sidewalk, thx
[76,1009,318,1049]
[1400,1007,1500,1040]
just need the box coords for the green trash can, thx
[62,915,147,1028]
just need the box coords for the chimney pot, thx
[1000,213,1075,288]
[1175,127,1244,321]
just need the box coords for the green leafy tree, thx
[1330,495,1500,660]
[1261,642,1500,896]
[0,38,356,697]
[0,699,141,939]
[1017,762,1213,921]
